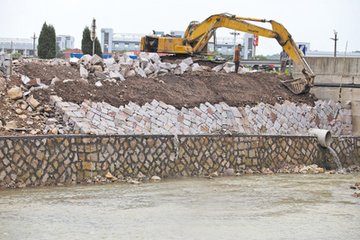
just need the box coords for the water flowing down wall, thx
[0,134,359,188]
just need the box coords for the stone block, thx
[26,95,40,109]
[7,86,23,100]
[212,64,224,72]
[182,57,193,66]
[110,70,125,81]
[135,67,147,78]
[80,65,88,79]
[179,62,189,74]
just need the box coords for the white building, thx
[0,38,36,56]
[213,33,255,59]
[112,33,143,52]
[101,28,113,53]
[56,35,75,51]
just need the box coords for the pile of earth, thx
[32,71,316,109]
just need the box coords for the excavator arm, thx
[140,13,315,94]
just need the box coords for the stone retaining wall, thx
[1,134,359,188]
[50,96,352,136]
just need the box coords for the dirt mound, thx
[16,62,80,85]
[41,71,316,108]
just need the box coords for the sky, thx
[1,0,359,55]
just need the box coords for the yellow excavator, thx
[140,13,315,94]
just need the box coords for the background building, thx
[99,28,259,59]
[213,33,255,59]
[112,33,143,52]
[0,37,36,56]
[56,35,75,51]
[296,42,360,57]
[101,28,113,53]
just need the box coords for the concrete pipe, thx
[308,128,332,148]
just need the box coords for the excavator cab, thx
[141,36,159,52]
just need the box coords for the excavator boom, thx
[140,13,315,94]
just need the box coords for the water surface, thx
[1,174,359,240]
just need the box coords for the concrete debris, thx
[21,75,31,85]
[109,70,125,81]
[135,67,147,78]
[125,69,136,77]
[179,62,190,74]
[91,65,103,72]
[191,63,203,72]
[80,65,88,79]
[95,81,103,87]
[7,86,23,100]
[26,95,40,109]
[104,58,115,66]
[51,77,61,85]
[90,54,104,66]
[80,54,92,65]
[69,57,79,65]
[212,64,224,72]
[223,62,235,73]
[40,52,259,84]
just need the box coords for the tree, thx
[81,27,92,55]
[94,38,102,56]
[81,26,102,56]
[47,24,56,58]
[37,22,56,59]
[37,22,48,58]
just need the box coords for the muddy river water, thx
[1,174,359,240]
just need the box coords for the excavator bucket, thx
[280,78,310,95]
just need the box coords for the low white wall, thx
[294,57,360,136]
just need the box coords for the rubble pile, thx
[74,53,252,83]
[0,57,74,135]
[0,85,56,135]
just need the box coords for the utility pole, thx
[330,30,338,57]
[230,31,240,61]
[31,33,37,57]
[91,18,96,56]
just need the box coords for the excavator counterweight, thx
[140,13,315,95]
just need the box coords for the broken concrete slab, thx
[212,64,224,72]
[90,54,104,66]
[135,67,147,78]
[192,63,203,72]
[26,95,40,109]
[80,65,89,79]
[109,70,125,81]
[182,57,193,66]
